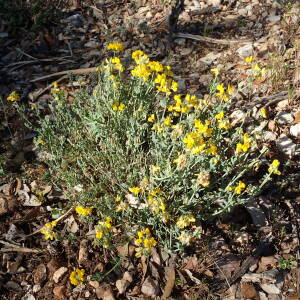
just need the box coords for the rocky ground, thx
[0,0,299,299]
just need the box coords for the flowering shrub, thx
[33,45,281,252]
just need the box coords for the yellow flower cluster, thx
[228,181,246,194]
[135,228,157,258]
[112,103,125,111]
[115,195,129,212]
[110,57,124,72]
[6,91,20,101]
[183,120,217,156]
[70,268,85,285]
[129,186,141,195]
[268,159,281,175]
[168,94,199,115]
[75,206,92,216]
[41,221,57,240]
[176,215,196,228]
[216,83,234,102]
[95,217,113,248]
[215,111,231,130]
[106,42,124,52]
[236,133,251,153]
[148,189,166,215]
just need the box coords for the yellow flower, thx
[116,201,128,212]
[41,221,58,240]
[106,42,124,52]
[151,123,163,134]
[134,228,157,258]
[164,116,172,126]
[70,269,85,286]
[268,159,281,175]
[173,153,187,168]
[236,133,250,153]
[7,91,20,101]
[37,139,45,145]
[131,64,151,81]
[104,217,112,228]
[148,114,155,123]
[176,215,196,228]
[132,50,149,65]
[234,181,246,194]
[110,57,124,72]
[150,165,161,174]
[245,56,253,63]
[75,206,92,216]
[215,111,224,120]
[112,103,125,111]
[218,119,231,130]
[260,108,267,118]
[147,61,164,72]
[129,187,141,195]
[211,68,219,77]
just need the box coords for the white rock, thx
[290,124,300,137]
[276,135,297,157]
[32,284,41,293]
[116,279,130,294]
[260,283,280,295]
[259,291,269,300]
[84,41,99,48]
[275,111,294,124]
[263,131,277,142]
[53,267,68,283]
[276,99,289,110]
[267,15,281,22]
[89,281,100,289]
[199,52,221,65]
[22,295,35,300]
[237,44,254,58]
[207,0,221,6]
[123,271,133,283]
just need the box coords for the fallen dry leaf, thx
[162,266,175,299]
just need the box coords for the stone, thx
[22,295,35,300]
[141,277,160,296]
[116,279,130,294]
[240,282,257,299]
[32,284,41,293]
[174,38,185,46]
[263,131,277,142]
[290,124,300,137]
[53,267,68,283]
[5,281,22,291]
[199,52,221,65]
[267,15,281,22]
[89,281,100,289]
[275,111,294,124]
[53,285,67,299]
[276,135,297,157]
[123,271,133,283]
[33,264,47,285]
[207,0,221,6]
[260,283,280,294]
[276,99,289,110]
[199,74,213,86]
[237,44,254,58]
